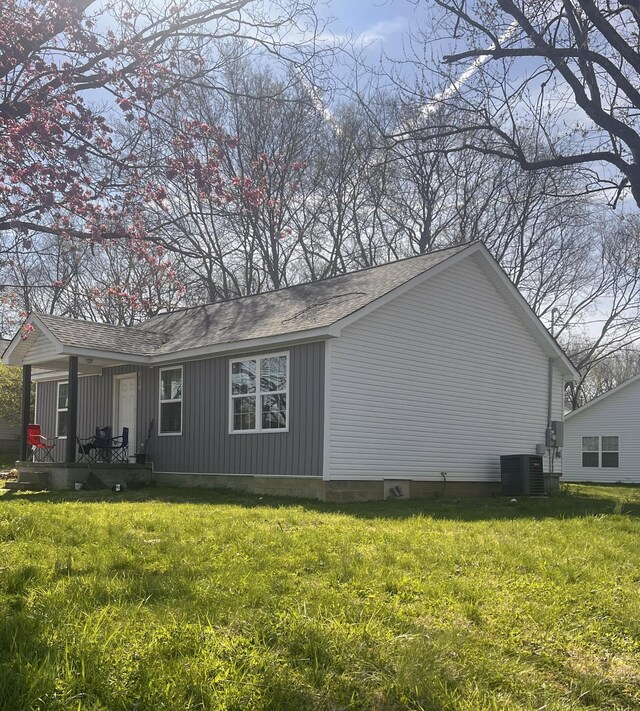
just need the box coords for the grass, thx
[0,485,639,711]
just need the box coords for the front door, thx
[115,374,137,462]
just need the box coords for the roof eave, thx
[150,326,340,364]
[566,372,640,418]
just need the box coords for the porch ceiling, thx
[31,356,126,377]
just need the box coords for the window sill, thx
[230,429,289,435]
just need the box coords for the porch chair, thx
[77,426,129,463]
[27,424,56,462]
[107,427,129,463]
[77,426,111,463]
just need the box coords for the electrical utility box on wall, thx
[500,454,545,496]
[545,420,565,448]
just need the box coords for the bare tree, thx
[402,1,640,207]
[563,213,640,406]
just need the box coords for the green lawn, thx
[0,485,639,711]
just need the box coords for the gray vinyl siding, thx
[35,342,324,476]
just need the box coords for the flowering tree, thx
[0,0,321,323]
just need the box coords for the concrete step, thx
[3,481,48,491]
[17,470,51,488]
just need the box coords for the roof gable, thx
[566,373,640,419]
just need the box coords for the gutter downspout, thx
[547,358,555,474]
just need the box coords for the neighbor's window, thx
[56,382,68,437]
[582,436,619,468]
[230,353,288,432]
[601,436,619,468]
[159,366,182,434]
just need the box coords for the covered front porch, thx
[2,313,157,468]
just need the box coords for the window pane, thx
[160,401,181,433]
[232,361,256,395]
[161,369,182,401]
[602,452,619,468]
[260,356,287,392]
[233,396,256,430]
[582,437,599,452]
[582,452,599,467]
[261,394,287,429]
[602,436,619,452]
[57,411,68,437]
[58,383,69,410]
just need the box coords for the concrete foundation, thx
[9,463,559,502]
[154,472,505,502]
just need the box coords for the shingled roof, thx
[15,242,473,360]
[137,243,471,354]
[2,241,580,380]
[36,313,168,356]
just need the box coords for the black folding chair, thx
[109,427,129,463]
[78,426,111,463]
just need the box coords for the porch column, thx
[19,365,31,462]
[66,356,78,463]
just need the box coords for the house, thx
[563,374,640,484]
[2,241,579,500]
[0,339,20,457]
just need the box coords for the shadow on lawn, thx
[1,483,639,521]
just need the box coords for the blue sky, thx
[318,0,420,61]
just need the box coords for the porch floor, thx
[13,461,155,491]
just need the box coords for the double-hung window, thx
[582,436,619,468]
[159,366,182,435]
[56,382,68,437]
[230,353,288,433]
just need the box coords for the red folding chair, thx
[27,424,56,462]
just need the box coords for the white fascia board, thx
[59,345,151,364]
[471,246,580,381]
[151,327,339,365]
[326,240,578,381]
[566,373,640,419]
[11,328,338,369]
[329,242,482,335]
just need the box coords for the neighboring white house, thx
[563,374,640,483]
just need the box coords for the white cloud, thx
[317,15,407,48]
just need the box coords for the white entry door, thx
[115,374,137,461]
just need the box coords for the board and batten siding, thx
[35,342,324,476]
[35,365,148,462]
[326,255,565,481]
[563,378,640,483]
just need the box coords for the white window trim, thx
[56,381,68,439]
[158,365,183,436]
[229,352,290,434]
[581,435,620,468]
